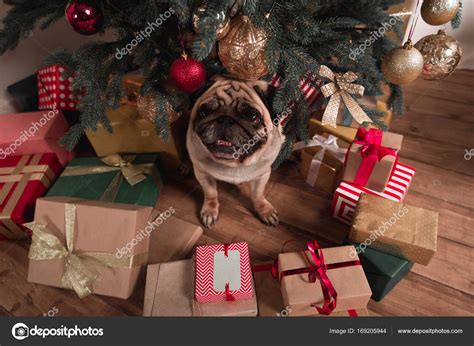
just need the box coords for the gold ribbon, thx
[24,203,148,298]
[0,154,54,239]
[318,65,373,128]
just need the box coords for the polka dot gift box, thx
[37,65,78,111]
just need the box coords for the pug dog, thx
[187,76,284,228]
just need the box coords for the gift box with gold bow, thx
[84,74,186,171]
[274,241,372,316]
[0,153,62,241]
[25,197,152,298]
[343,128,403,193]
[295,134,349,194]
[46,154,162,207]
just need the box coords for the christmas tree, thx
[0,0,412,166]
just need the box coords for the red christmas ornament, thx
[170,54,206,93]
[65,0,103,35]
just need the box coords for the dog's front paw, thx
[200,199,219,228]
[255,199,279,227]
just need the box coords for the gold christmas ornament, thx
[192,5,230,40]
[218,15,268,80]
[381,41,424,85]
[137,94,181,125]
[414,29,462,80]
[421,0,459,26]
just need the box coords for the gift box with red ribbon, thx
[195,242,253,303]
[274,241,372,316]
[38,65,77,111]
[0,153,62,240]
[343,128,403,193]
[332,162,416,225]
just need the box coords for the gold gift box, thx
[350,194,438,265]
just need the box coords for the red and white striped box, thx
[331,163,416,225]
[38,65,77,111]
[270,74,323,107]
[195,242,253,303]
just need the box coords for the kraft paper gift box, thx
[350,194,438,266]
[332,162,415,225]
[353,245,414,301]
[147,210,203,264]
[253,263,369,317]
[275,242,372,316]
[297,134,348,194]
[343,128,403,193]
[37,65,77,111]
[0,110,73,166]
[25,197,152,299]
[46,154,162,207]
[143,259,257,316]
[0,153,62,241]
[195,242,253,303]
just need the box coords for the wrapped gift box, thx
[299,134,348,194]
[354,245,414,301]
[26,197,152,299]
[350,194,438,265]
[46,154,162,207]
[144,259,257,316]
[275,242,372,316]
[195,242,253,303]
[332,162,415,225]
[0,111,73,166]
[343,128,403,192]
[148,210,203,264]
[0,153,62,240]
[38,65,77,111]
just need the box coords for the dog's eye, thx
[198,105,211,118]
[239,103,260,121]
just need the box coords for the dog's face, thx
[190,78,273,163]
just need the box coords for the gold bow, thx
[318,65,373,128]
[25,203,148,298]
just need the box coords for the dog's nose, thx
[218,117,235,126]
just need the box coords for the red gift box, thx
[195,242,253,303]
[38,65,77,111]
[332,162,415,225]
[0,153,62,240]
[0,111,73,166]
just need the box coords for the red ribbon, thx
[222,244,236,301]
[273,240,360,316]
[350,128,398,187]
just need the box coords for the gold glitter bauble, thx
[381,42,424,85]
[414,30,462,80]
[192,6,230,40]
[421,0,459,26]
[218,15,268,80]
[136,94,181,124]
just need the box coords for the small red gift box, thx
[332,162,415,225]
[38,65,77,111]
[195,242,253,303]
[0,153,62,240]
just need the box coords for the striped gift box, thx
[270,75,324,107]
[195,242,253,303]
[331,163,416,225]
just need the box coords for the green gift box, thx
[46,154,162,207]
[354,244,413,302]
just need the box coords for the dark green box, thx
[46,154,162,207]
[355,244,414,301]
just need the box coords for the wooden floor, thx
[0,70,473,317]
